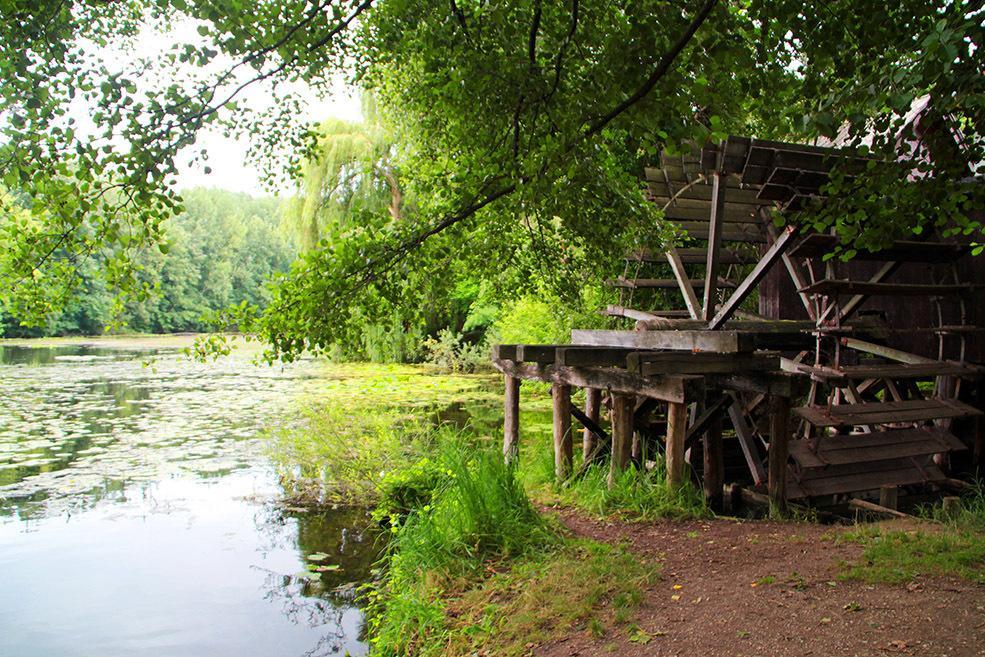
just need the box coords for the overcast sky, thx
[131,18,364,197]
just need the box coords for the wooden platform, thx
[789,427,966,468]
[793,398,982,428]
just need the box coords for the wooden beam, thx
[555,346,634,368]
[702,172,727,321]
[503,374,520,464]
[628,351,780,377]
[768,395,791,513]
[609,393,634,488]
[571,329,755,353]
[666,248,702,319]
[552,383,573,480]
[708,224,798,330]
[578,389,603,461]
[764,219,816,321]
[727,396,767,485]
[492,359,701,404]
[879,485,900,510]
[516,344,560,363]
[849,498,910,520]
[703,414,725,510]
[816,259,901,323]
[840,337,936,365]
[666,401,688,489]
[492,344,518,360]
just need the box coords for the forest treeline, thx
[1,187,293,339]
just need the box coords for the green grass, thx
[840,487,985,584]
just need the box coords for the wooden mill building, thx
[492,135,984,511]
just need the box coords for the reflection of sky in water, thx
[0,343,377,657]
[0,344,326,518]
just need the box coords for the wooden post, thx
[703,414,724,510]
[974,377,985,477]
[583,388,601,460]
[768,395,791,514]
[879,485,899,511]
[666,401,687,489]
[503,375,520,464]
[552,383,573,480]
[702,171,726,321]
[608,393,634,488]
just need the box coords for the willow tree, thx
[284,98,404,251]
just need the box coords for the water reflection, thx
[0,342,378,657]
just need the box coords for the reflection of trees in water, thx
[253,566,365,657]
[249,503,380,655]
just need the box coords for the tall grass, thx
[367,439,558,656]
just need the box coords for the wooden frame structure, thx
[493,135,985,512]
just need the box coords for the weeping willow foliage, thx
[283,98,404,251]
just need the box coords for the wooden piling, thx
[552,383,573,480]
[703,414,724,510]
[583,388,601,460]
[503,375,520,464]
[608,393,634,488]
[879,485,899,511]
[768,395,791,513]
[666,401,687,489]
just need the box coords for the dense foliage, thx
[1,188,292,337]
[2,1,982,359]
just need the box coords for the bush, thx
[422,328,490,373]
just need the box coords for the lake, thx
[0,337,502,657]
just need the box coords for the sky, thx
[131,18,364,196]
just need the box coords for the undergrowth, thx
[841,486,985,584]
[366,439,659,656]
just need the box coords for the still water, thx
[0,339,388,657]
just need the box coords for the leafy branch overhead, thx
[1,1,981,357]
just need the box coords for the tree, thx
[2,1,981,359]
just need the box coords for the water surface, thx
[0,340,378,657]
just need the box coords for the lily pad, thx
[306,552,331,562]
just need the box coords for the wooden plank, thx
[609,393,634,488]
[728,397,767,485]
[800,280,979,296]
[580,388,603,460]
[768,395,791,512]
[789,234,968,262]
[666,401,688,489]
[666,248,702,319]
[626,247,756,265]
[492,344,518,360]
[848,498,911,519]
[840,337,937,365]
[603,305,677,322]
[608,277,736,290]
[629,352,780,377]
[552,383,573,480]
[555,346,635,368]
[793,399,982,427]
[570,329,754,353]
[703,172,727,321]
[678,221,767,243]
[787,359,980,383]
[491,359,702,404]
[503,375,520,464]
[516,344,561,363]
[709,224,798,329]
[663,204,759,224]
[645,180,768,206]
[789,427,966,467]
[819,260,902,323]
[791,461,946,498]
[703,413,725,511]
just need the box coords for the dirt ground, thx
[539,509,985,657]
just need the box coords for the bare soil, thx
[539,508,985,657]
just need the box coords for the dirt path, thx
[540,509,984,657]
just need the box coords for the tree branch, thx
[584,0,718,138]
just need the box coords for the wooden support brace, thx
[703,414,725,511]
[768,395,791,514]
[552,383,573,480]
[581,388,602,460]
[666,248,702,320]
[727,396,767,485]
[666,401,688,489]
[702,172,727,321]
[503,374,520,464]
[608,393,634,488]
